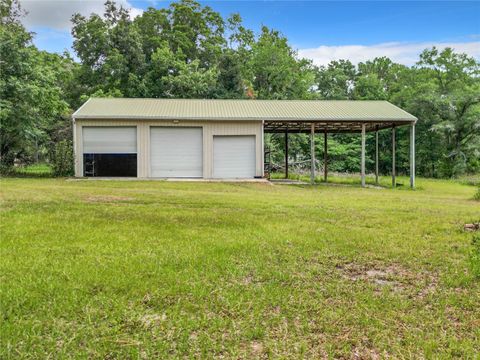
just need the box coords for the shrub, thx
[473,187,480,201]
[0,152,16,175]
[0,164,15,176]
[51,140,74,177]
[470,233,480,279]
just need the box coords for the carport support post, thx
[410,123,415,189]
[361,123,366,188]
[285,128,289,179]
[324,130,328,182]
[375,125,379,185]
[392,125,396,188]
[310,123,315,184]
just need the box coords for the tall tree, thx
[0,0,70,165]
[415,48,480,176]
[167,0,225,65]
[315,60,356,100]
[145,44,218,98]
[71,0,146,97]
[246,27,316,99]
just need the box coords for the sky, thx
[20,0,480,66]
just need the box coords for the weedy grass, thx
[8,163,53,178]
[457,174,480,187]
[473,186,480,201]
[271,171,415,188]
[0,177,479,358]
[470,233,480,279]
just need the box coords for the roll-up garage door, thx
[83,127,137,153]
[82,127,137,177]
[150,127,203,177]
[213,135,256,178]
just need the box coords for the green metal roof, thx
[73,98,417,122]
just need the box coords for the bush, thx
[470,233,480,279]
[473,187,480,201]
[0,164,15,176]
[51,140,74,177]
[0,152,16,175]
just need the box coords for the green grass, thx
[457,174,480,187]
[1,178,479,358]
[8,163,53,178]
[271,171,414,188]
[473,186,480,201]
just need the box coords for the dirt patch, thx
[239,340,265,358]
[242,274,254,285]
[251,341,264,355]
[271,306,281,315]
[336,262,438,297]
[236,273,265,287]
[139,313,167,329]
[84,195,134,203]
[464,223,479,231]
[352,346,383,360]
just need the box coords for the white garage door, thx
[213,136,256,178]
[83,127,137,153]
[150,127,203,177]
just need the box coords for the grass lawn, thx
[1,177,479,358]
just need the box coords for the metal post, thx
[361,123,366,187]
[310,123,315,184]
[261,120,265,178]
[410,123,415,188]
[392,125,396,188]
[375,125,379,185]
[324,130,328,182]
[285,128,289,179]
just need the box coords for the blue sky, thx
[21,0,480,65]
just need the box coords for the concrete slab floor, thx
[67,177,270,183]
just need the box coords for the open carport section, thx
[73,98,416,186]
[264,120,416,188]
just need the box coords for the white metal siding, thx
[74,120,263,178]
[150,127,203,177]
[213,136,256,178]
[82,127,137,153]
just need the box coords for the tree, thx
[415,48,480,176]
[71,0,146,97]
[146,44,218,98]
[315,60,356,100]
[246,27,316,99]
[0,0,70,166]
[216,50,246,98]
[167,0,225,65]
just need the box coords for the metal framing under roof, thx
[263,120,413,133]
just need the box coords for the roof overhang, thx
[263,119,415,133]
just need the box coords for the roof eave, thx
[74,115,416,122]
[72,97,92,118]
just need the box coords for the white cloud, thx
[298,41,480,66]
[20,0,144,30]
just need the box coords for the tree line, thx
[1,0,479,177]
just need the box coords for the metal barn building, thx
[72,98,417,187]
